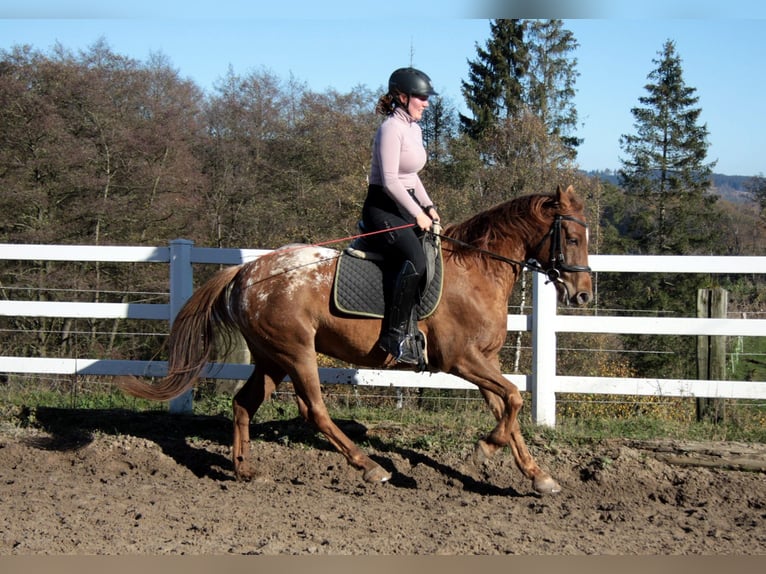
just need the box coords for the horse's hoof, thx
[533,474,561,494]
[472,439,493,466]
[363,465,392,483]
[234,459,258,482]
[236,469,272,483]
[235,470,253,482]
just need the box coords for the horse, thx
[120,184,593,494]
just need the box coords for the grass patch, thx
[1,378,764,450]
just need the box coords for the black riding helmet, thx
[388,67,438,98]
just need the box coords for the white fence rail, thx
[1,241,765,426]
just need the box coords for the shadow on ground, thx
[17,406,521,496]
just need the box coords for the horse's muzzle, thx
[555,278,593,307]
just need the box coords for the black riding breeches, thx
[361,185,427,279]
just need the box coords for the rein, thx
[432,232,538,273]
[323,221,543,277]
[275,213,591,284]
[432,214,592,283]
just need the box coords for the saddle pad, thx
[333,250,443,320]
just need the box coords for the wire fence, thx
[2,243,765,432]
[2,371,764,440]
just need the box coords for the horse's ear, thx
[556,184,574,209]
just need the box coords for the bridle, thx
[434,213,592,284]
[527,214,592,283]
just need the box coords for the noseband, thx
[528,214,592,283]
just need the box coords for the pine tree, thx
[420,95,457,165]
[618,39,718,255]
[459,19,581,181]
[524,19,582,159]
[459,19,527,140]
[611,40,721,382]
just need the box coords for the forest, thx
[1,20,764,390]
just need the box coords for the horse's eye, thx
[566,237,578,246]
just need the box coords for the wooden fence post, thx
[168,239,195,414]
[696,287,728,423]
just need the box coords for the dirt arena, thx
[1,407,764,555]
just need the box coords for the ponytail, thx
[375,93,398,116]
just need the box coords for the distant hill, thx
[711,174,754,203]
[583,170,755,204]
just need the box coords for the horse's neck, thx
[492,239,532,303]
[445,250,521,309]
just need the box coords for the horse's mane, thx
[442,192,582,273]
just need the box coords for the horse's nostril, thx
[576,292,592,306]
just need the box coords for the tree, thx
[458,19,581,200]
[618,39,718,255]
[745,174,766,223]
[460,19,527,140]
[0,40,206,361]
[523,19,581,159]
[201,67,293,248]
[276,86,378,243]
[420,94,458,165]
[611,40,721,381]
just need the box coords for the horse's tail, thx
[119,265,242,402]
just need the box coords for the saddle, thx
[332,224,444,320]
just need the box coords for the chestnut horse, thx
[121,184,592,494]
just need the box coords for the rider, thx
[361,67,441,365]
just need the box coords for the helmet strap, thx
[395,93,413,118]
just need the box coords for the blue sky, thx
[1,1,765,176]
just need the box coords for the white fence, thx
[1,240,765,426]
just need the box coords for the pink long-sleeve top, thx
[368,107,433,219]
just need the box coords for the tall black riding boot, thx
[378,260,424,366]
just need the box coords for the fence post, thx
[696,287,728,423]
[168,239,195,414]
[530,273,558,427]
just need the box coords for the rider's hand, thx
[415,211,434,231]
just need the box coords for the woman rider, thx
[361,67,441,365]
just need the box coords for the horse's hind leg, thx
[232,361,284,481]
[288,359,392,484]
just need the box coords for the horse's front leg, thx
[462,367,561,494]
[479,388,504,421]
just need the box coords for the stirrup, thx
[394,335,421,365]
[381,330,426,369]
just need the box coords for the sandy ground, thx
[0,407,764,555]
